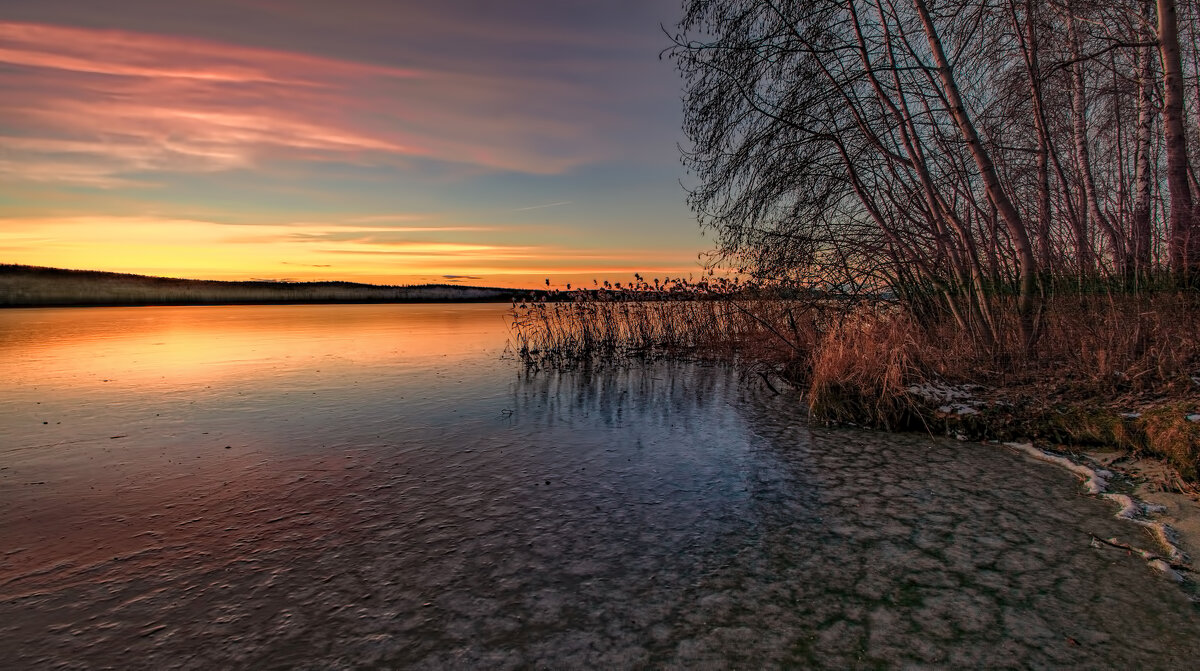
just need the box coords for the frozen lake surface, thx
[2,304,1198,668]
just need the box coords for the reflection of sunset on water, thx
[0,304,515,502]
[0,304,510,391]
[0,304,519,601]
[5,305,1200,669]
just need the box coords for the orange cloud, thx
[0,215,702,288]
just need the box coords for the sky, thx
[0,0,706,289]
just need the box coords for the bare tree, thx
[672,0,1198,350]
[1158,0,1198,279]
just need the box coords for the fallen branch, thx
[1089,534,1193,573]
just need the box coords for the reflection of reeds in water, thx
[509,291,813,365]
[511,361,739,430]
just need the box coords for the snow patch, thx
[1186,414,1200,423]
[1119,412,1141,419]
[1003,442,1190,569]
[910,383,987,417]
[1004,442,1106,494]
[937,403,979,416]
[1149,559,1185,583]
[906,383,976,404]
[1104,493,1140,520]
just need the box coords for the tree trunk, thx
[1158,0,1197,280]
[1131,2,1157,278]
[912,0,1038,348]
[1013,0,1055,273]
[1068,4,1125,277]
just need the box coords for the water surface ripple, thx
[1,305,1197,668]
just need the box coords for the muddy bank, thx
[1083,447,1200,565]
[809,379,1200,583]
[810,379,1200,483]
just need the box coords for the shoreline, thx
[898,384,1200,482]
[1003,441,1194,582]
[0,264,545,307]
[752,367,1200,584]
[1081,446,1200,572]
[0,297,522,309]
[804,376,1200,585]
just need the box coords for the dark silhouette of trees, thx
[670,0,1200,349]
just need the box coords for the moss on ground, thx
[813,393,1200,483]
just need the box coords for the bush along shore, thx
[510,277,1200,488]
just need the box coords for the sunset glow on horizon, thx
[0,1,704,289]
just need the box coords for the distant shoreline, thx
[0,264,545,308]
[0,299,521,309]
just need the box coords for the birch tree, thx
[672,0,1199,347]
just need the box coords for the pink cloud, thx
[0,22,422,83]
[0,21,613,185]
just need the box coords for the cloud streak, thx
[513,201,572,212]
[0,214,700,285]
[0,20,620,186]
[0,21,421,83]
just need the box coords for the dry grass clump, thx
[806,308,927,429]
[1139,406,1200,481]
[510,298,726,361]
[801,292,1200,478]
[1029,292,1200,396]
[804,292,1200,403]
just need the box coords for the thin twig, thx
[1090,534,1194,573]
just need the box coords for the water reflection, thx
[1,306,1198,668]
[0,303,510,391]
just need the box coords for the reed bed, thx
[509,291,815,366]
[511,286,1200,480]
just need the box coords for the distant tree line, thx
[0,265,531,306]
[670,0,1200,346]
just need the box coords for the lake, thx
[2,303,1198,668]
